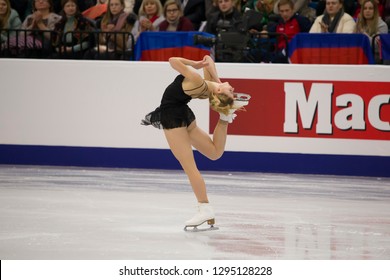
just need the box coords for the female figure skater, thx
[142,55,249,231]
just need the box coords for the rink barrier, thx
[0,59,389,177]
[1,145,389,177]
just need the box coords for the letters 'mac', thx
[283,83,390,134]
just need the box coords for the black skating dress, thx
[141,75,201,129]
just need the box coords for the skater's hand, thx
[192,58,209,70]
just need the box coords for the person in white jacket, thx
[309,0,355,33]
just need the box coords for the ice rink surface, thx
[0,165,389,260]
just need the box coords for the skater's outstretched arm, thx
[169,57,209,85]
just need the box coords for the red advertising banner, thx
[210,79,390,141]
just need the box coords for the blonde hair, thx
[138,0,163,17]
[0,0,11,29]
[209,92,234,115]
[355,0,379,36]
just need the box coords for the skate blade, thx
[183,225,219,232]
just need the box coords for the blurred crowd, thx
[0,0,389,63]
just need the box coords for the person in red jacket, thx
[159,0,194,31]
[272,0,312,62]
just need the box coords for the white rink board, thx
[0,59,389,157]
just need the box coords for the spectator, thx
[1,0,22,44]
[205,0,242,35]
[242,0,280,63]
[353,0,384,19]
[85,1,136,28]
[274,0,311,43]
[132,0,164,40]
[21,0,62,33]
[183,0,206,30]
[270,0,311,62]
[7,0,61,57]
[310,0,355,33]
[52,0,95,59]
[237,1,268,33]
[91,0,136,59]
[159,0,194,31]
[355,0,388,63]
[81,0,134,20]
[273,0,316,22]
[254,0,279,32]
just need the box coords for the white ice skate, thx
[184,203,219,232]
[234,93,251,103]
[220,93,251,123]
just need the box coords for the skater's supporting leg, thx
[164,125,209,203]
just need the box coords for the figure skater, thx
[141,55,249,231]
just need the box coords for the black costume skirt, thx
[141,104,195,129]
